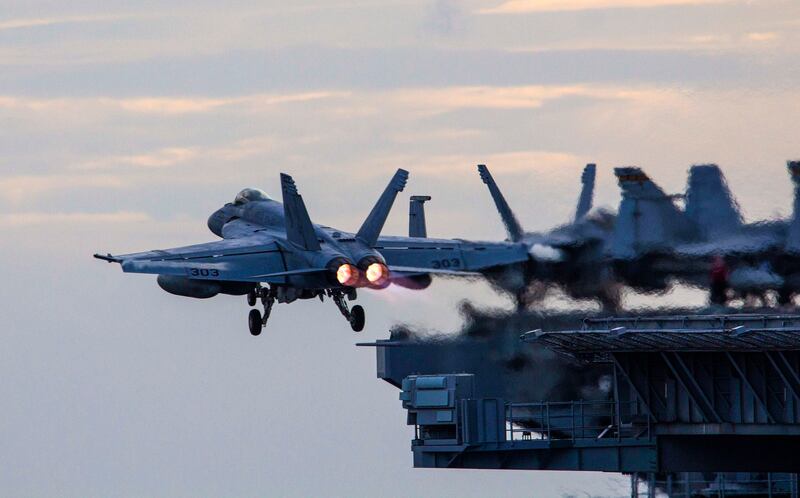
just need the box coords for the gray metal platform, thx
[524,315,800,361]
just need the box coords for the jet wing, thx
[674,232,783,258]
[95,234,289,283]
[388,266,482,277]
[375,236,529,276]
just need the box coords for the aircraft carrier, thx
[360,305,800,497]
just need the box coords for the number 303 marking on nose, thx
[431,258,461,269]
[188,268,220,277]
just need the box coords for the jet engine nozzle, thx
[356,256,390,288]
[366,262,390,287]
[336,263,362,287]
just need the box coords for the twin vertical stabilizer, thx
[610,167,693,259]
[356,169,409,246]
[574,163,596,221]
[281,168,409,250]
[787,161,800,254]
[684,164,742,238]
[280,173,322,251]
[478,164,524,242]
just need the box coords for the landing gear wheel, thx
[349,305,365,332]
[247,289,258,307]
[248,308,263,336]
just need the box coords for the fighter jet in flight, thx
[95,169,529,335]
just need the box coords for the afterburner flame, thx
[366,262,390,286]
[336,263,361,287]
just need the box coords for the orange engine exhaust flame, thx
[336,263,361,287]
[366,262,390,286]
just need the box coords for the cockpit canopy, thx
[234,188,272,205]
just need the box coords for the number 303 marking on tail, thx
[432,258,461,269]
[188,268,220,277]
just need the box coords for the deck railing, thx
[506,399,650,442]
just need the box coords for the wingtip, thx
[280,172,299,195]
[477,164,492,183]
[614,166,648,184]
[582,163,596,183]
[93,253,120,263]
[392,168,409,191]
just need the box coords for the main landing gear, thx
[245,286,365,335]
[246,286,275,336]
[329,289,365,332]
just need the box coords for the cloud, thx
[746,31,778,42]
[75,136,276,172]
[0,84,683,204]
[0,175,126,204]
[83,148,199,169]
[113,93,343,114]
[115,97,237,114]
[375,150,587,176]
[390,128,484,144]
[387,84,679,114]
[0,15,129,31]
[124,148,197,168]
[0,211,150,226]
[478,0,731,14]
[689,34,731,45]
[684,31,781,49]
[0,92,348,116]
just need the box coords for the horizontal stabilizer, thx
[280,173,322,251]
[478,164,524,242]
[356,168,409,246]
[409,195,431,238]
[574,163,596,221]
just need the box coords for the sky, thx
[1,1,799,497]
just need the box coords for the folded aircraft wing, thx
[94,234,288,283]
[674,232,783,258]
